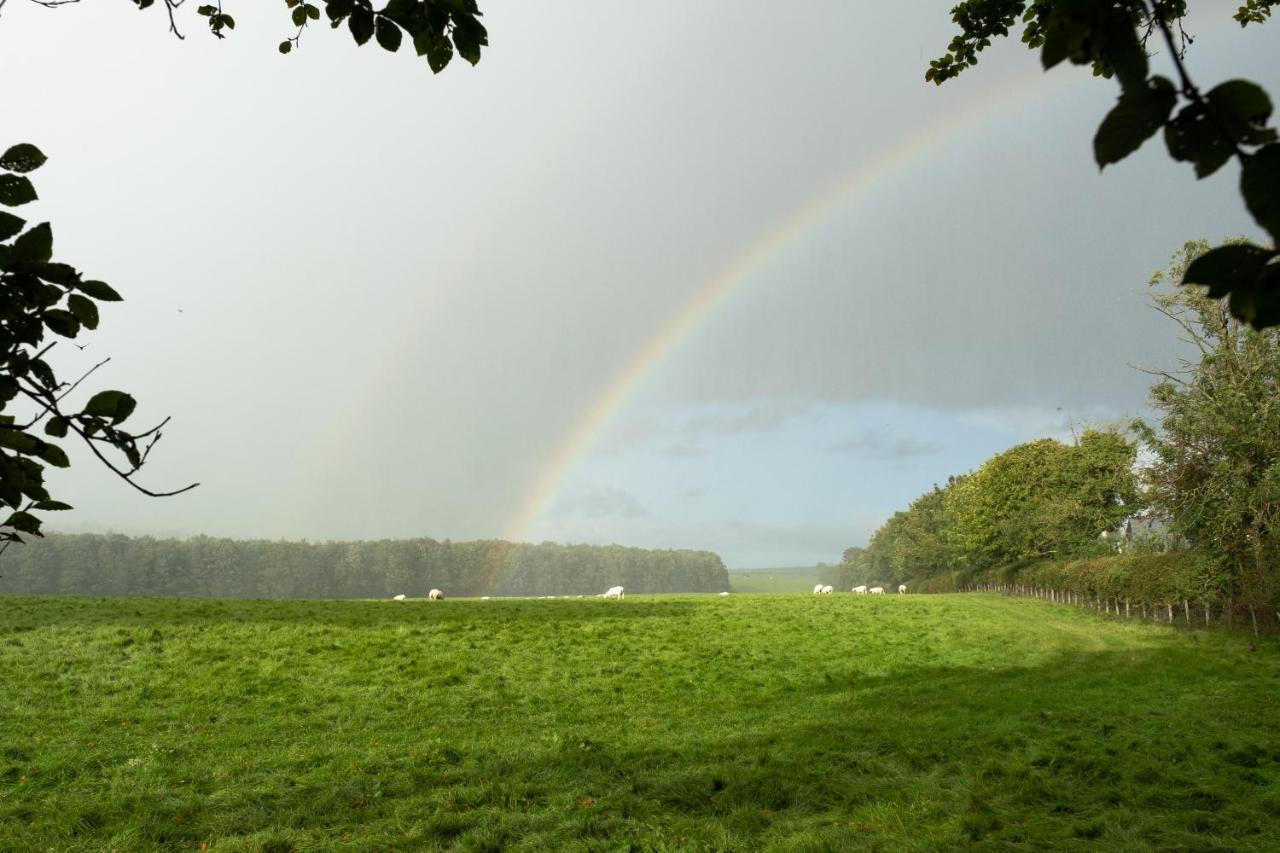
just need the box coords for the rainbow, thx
[503,67,1066,544]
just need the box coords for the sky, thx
[1,0,1274,567]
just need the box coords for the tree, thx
[929,1,1279,328]
[0,1,488,553]
[3,0,490,71]
[1133,239,1280,628]
[0,144,196,550]
[949,431,1143,566]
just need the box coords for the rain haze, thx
[2,0,1273,567]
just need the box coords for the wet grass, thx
[1,593,1277,850]
[728,569,819,594]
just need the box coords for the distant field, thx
[2,594,1278,850]
[728,568,819,593]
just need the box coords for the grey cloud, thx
[827,432,943,461]
[661,439,708,458]
[682,401,812,438]
[551,486,649,521]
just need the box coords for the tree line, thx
[0,533,729,599]
[840,242,1280,626]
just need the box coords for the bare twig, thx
[164,0,185,39]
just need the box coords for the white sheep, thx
[813,584,825,595]
[603,585,624,599]
[719,591,730,596]
[392,594,406,601]
[428,588,444,600]
[898,584,908,594]
[480,596,491,600]
[853,585,868,594]
[821,585,834,595]
[870,586,885,595]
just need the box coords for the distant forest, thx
[0,534,730,599]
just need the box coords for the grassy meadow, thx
[727,568,819,594]
[2,593,1278,851]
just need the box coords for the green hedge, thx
[917,551,1232,605]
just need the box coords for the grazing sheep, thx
[719,591,730,596]
[813,584,825,595]
[870,586,885,595]
[428,588,444,600]
[480,596,491,600]
[898,584,908,594]
[604,585,625,599]
[853,585,868,594]
[392,594,406,601]
[821,585,834,595]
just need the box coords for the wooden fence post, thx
[1184,600,1190,625]
[1167,603,1174,623]
[1205,603,1210,626]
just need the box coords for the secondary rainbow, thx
[502,68,1065,544]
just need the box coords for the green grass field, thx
[2,594,1278,851]
[727,569,819,594]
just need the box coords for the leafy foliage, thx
[0,533,730,598]
[1133,240,1280,611]
[862,432,1141,586]
[928,1,1280,328]
[129,0,487,71]
[0,144,191,549]
[918,550,1232,608]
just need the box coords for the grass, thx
[1,593,1278,851]
[728,568,819,594]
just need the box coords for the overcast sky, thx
[2,0,1273,567]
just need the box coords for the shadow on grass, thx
[445,645,1280,848]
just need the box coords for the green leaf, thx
[67,294,100,330]
[220,14,236,29]
[77,279,123,302]
[1097,10,1146,92]
[33,262,79,286]
[0,144,47,174]
[196,3,216,14]
[1241,143,1280,241]
[292,5,307,25]
[414,29,452,72]
[3,511,42,535]
[451,15,487,65]
[32,500,72,511]
[0,174,37,207]
[324,0,353,22]
[83,390,137,424]
[43,417,69,439]
[0,429,40,454]
[0,211,24,241]
[42,309,80,338]
[1165,103,1236,178]
[36,444,69,468]
[279,40,293,54]
[305,3,320,20]
[1181,243,1277,298]
[10,221,52,265]
[375,16,401,52]
[349,8,374,45]
[1206,79,1274,146]
[1094,77,1177,169]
